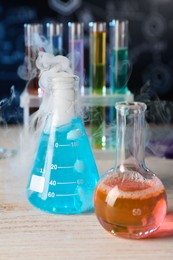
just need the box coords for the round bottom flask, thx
[94,102,167,239]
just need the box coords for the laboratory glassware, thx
[24,23,43,96]
[46,22,63,55]
[68,22,84,95]
[89,22,107,150]
[94,102,167,239]
[26,76,99,214]
[109,20,128,94]
[89,22,106,95]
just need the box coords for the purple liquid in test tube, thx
[68,22,84,95]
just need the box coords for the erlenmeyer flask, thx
[94,102,167,239]
[26,76,99,214]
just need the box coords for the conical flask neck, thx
[115,102,147,170]
[50,76,79,127]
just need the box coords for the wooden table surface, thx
[0,126,173,260]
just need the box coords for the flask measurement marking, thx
[48,192,78,198]
[56,193,78,197]
[49,179,84,185]
[55,142,79,148]
[132,208,142,216]
[57,181,77,185]
[57,144,71,147]
[58,166,74,169]
[41,165,74,173]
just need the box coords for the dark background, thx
[1,0,173,123]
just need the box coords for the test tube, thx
[89,22,107,150]
[89,22,106,95]
[24,23,43,95]
[68,22,84,95]
[109,20,128,94]
[46,22,63,55]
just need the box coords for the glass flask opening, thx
[115,101,147,112]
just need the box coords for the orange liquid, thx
[94,175,167,239]
[27,77,39,95]
[25,46,39,95]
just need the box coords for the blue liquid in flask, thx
[27,117,99,214]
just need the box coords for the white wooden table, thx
[0,126,173,260]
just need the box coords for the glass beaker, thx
[68,22,84,95]
[94,102,167,239]
[46,22,63,55]
[109,20,128,94]
[26,76,99,214]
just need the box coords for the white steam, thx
[18,32,52,81]
[36,51,73,92]
[0,86,17,160]
[0,86,15,110]
[29,51,75,135]
[10,52,75,180]
[0,86,16,124]
[135,81,173,158]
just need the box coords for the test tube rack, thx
[20,90,134,159]
[20,90,133,126]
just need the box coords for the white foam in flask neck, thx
[51,76,77,127]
